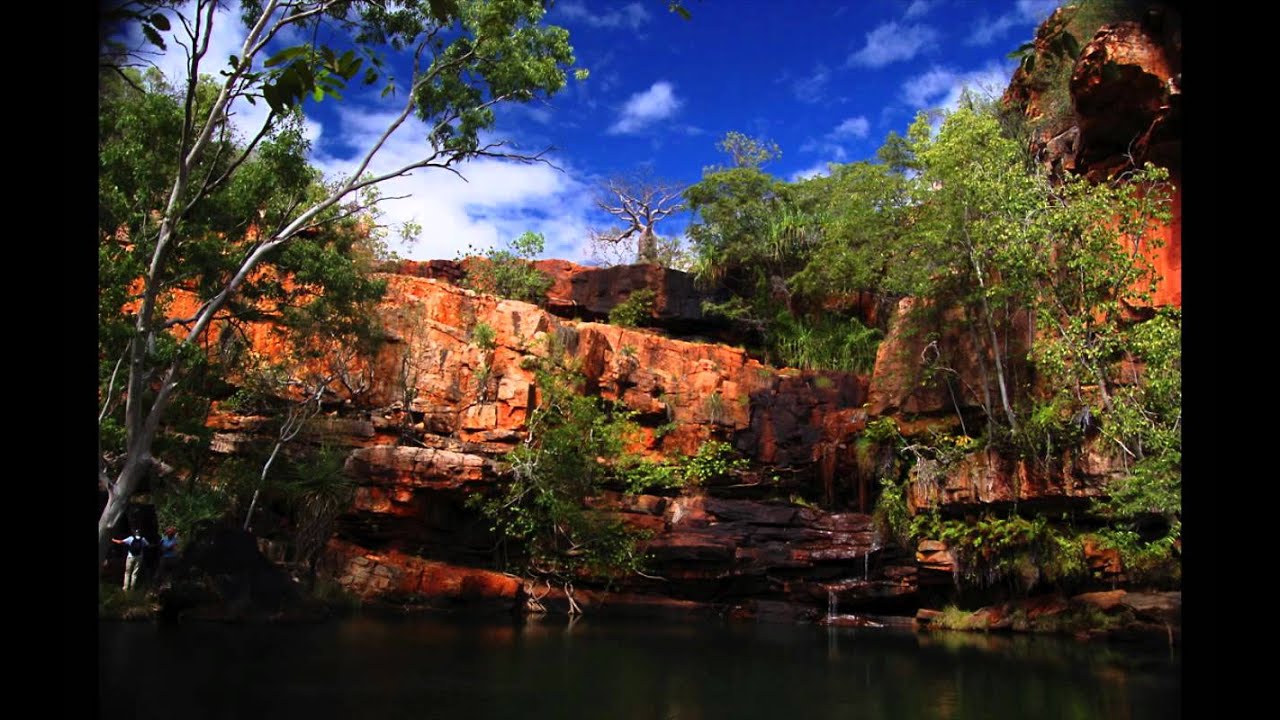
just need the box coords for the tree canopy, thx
[682,101,1179,577]
[97,0,580,565]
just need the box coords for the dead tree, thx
[590,174,685,265]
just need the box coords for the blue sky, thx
[126,0,1060,263]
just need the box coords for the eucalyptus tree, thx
[97,0,580,566]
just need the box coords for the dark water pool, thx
[99,616,1179,720]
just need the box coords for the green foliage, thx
[716,131,781,169]
[97,63,387,558]
[934,605,986,631]
[155,479,234,541]
[460,231,553,303]
[618,459,686,495]
[872,477,911,548]
[99,585,156,619]
[471,320,497,350]
[864,417,901,445]
[608,289,657,328]
[98,1,579,556]
[684,138,788,294]
[1094,524,1180,585]
[472,356,648,580]
[789,494,818,509]
[682,440,749,484]
[618,439,748,493]
[913,512,1089,591]
[1012,396,1085,469]
[279,445,356,565]
[769,311,881,373]
[703,392,727,424]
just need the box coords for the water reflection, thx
[101,617,1179,720]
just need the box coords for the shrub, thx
[461,231,553,304]
[683,440,749,485]
[471,320,497,351]
[608,288,658,328]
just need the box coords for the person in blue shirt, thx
[111,529,149,591]
[157,526,180,584]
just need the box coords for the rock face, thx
[905,439,1124,514]
[391,257,730,333]
[1004,3,1181,309]
[208,271,897,618]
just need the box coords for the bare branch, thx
[99,354,126,425]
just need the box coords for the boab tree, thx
[97,0,579,568]
[589,172,686,266]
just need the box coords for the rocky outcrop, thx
[319,538,521,611]
[1069,18,1181,179]
[867,298,1032,421]
[915,590,1180,642]
[905,438,1124,514]
[335,274,873,485]
[320,492,920,619]
[535,260,730,332]
[392,258,730,334]
[1003,3,1181,309]
[205,271,891,619]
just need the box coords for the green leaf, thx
[149,13,170,31]
[313,86,325,103]
[142,25,166,50]
[1007,41,1036,59]
[426,0,460,20]
[264,46,307,68]
[341,57,363,81]
[262,83,285,113]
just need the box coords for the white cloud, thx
[793,65,831,104]
[108,4,601,263]
[904,0,934,19]
[901,62,1013,111]
[556,1,651,30]
[967,14,1021,45]
[608,81,682,135]
[848,22,939,67]
[790,162,834,182]
[1017,0,1062,21]
[968,0,1063,46]
[832,116,870,139]
[800,138,849,161]
[797,116,869,167]
[311,107,599,262]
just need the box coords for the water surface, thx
[100,615,1179,720]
